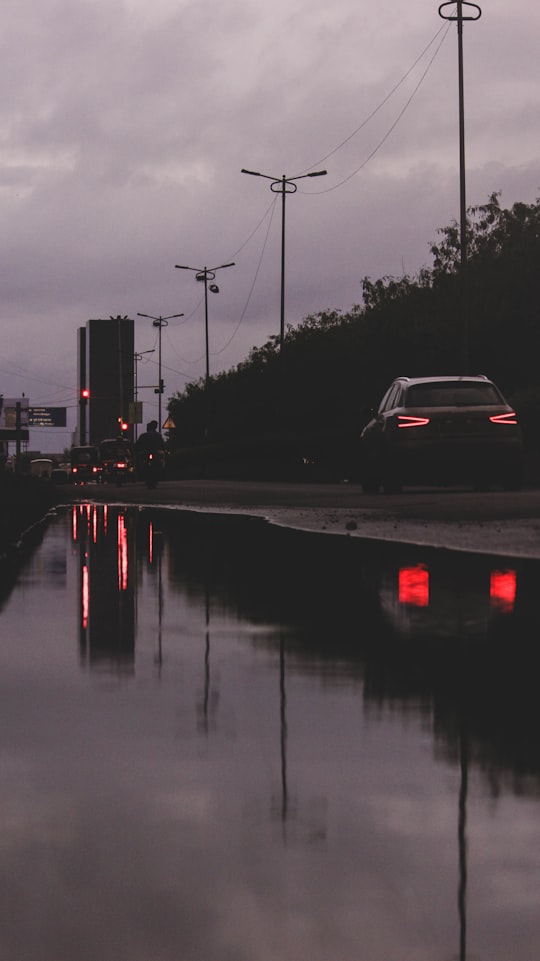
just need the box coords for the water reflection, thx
[2,503,540,961]
[73,504,136,673]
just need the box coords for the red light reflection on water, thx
[117,514,129,591]
[82,563,89,628]
[399,564,429,607]
[490,569,517,614]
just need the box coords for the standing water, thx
[1,502,539,961]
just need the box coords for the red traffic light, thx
[81,388,90,399]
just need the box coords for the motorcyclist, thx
[135,420,166,482]
[136,420,165,455]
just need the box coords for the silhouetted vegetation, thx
[167,194,540,479]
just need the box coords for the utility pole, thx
[438,1,482,370]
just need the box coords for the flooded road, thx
[1,503,539,961]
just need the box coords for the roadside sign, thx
[162,416,176,429]
[28,407,67,427]
[129,401,143,424]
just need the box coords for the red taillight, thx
[398,415,430,428]
[490,569,517,613]
[399,564,429,607]
[72,467,78,474]
[116,461,127,468]
[490,412,518,425]
[148,453,154,461]
[92,466,99,473]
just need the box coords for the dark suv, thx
[359,375,524,493]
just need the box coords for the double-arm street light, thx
[438,0,482,370]
[174,262,235,440]
[241,168,327,351]
[174,262,235,389]
[137,312,184,430]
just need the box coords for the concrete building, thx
[77,317,135,445]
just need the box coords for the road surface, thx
[65,479,540,559]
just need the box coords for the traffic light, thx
[154,379,164,395]
[81,388,90,399]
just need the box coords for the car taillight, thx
[116,461,127,468]
[489,412,518,425]
[92,466,99,473]
[397,415,430,428]
[72,467,78,473]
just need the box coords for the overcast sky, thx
[2,0,539,450]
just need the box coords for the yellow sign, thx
[162,416,176,429]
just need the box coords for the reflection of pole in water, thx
[197,588,218,735]
[204,590,210,723]
[280,633,288,826]
[197,590,211,735]
[154,536,164,671]
[458,712,468,961]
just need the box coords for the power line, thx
[212,196,278,357]
[307,21,452,194]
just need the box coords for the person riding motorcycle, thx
[135,420,166,485]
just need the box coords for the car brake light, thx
[490,412,518,425]
[397,415,430,428]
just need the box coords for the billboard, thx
[0,397,29,428]
[0,397,29,442]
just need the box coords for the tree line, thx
[167,193,540,479]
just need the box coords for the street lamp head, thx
[209,284,219,293]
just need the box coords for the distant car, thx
[70,446,102,484]
[99,438,135,485]
[30,458,53,478]
[359,375,524,493]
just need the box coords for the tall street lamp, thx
[137,312,184,430]
[174,262,235,438]
[241,168,327,351]
[174,262,235,387]
[438,0,482,370]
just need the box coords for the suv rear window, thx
[404,382,502,407]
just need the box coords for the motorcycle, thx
[137,450,163,489]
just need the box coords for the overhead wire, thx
[304,21,453,194]
[212,196,278,357]
[301,19,453,175]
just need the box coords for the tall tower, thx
[77,317,135,445]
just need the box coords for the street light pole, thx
[438,1,482,369]
[174,262,235,438]
[137,313,184,430]
[241,168,327,351]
